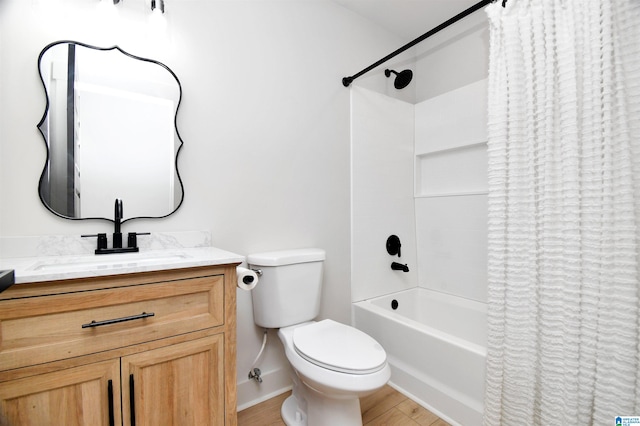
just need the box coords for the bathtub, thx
[353,288,486,426]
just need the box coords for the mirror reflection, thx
[37,41,184,222]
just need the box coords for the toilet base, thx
[281,385,363,426]
[281,395,306,426]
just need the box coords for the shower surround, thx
[351,81,488,425]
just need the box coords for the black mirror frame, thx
[36,40,185,225]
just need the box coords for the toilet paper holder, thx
[238,268,262,285]
[242,269,262,285]
[236,267,261,291]
[243,269,262,285]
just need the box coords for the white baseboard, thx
[237,367,292,412]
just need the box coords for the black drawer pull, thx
[108,379,115,426]
[82,312,155,328]
[130,374,136,426]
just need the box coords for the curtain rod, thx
[342,0,502,87]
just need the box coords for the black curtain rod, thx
[342,0,502,87]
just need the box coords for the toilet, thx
[248,248,390,426]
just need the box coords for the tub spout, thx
[391,262,409,272]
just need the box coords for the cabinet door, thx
[0,359,121,426]
[122,334,224,426]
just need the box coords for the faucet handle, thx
[82,233,108,251]
[386,235,402,257]
[127,232,151,249]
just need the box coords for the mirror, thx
[37,40,184,223]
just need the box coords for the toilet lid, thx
[293,320,387,375]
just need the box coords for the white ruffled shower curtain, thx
[483,0,640,425]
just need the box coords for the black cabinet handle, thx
[129,374,136,426]
[82,312,154,328]
[107,379,115,426]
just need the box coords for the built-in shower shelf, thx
[415,190,488,199]
[415,141,488,197]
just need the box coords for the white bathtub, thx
[353,288,487,426]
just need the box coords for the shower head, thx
[385,69,413,89]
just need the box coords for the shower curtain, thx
[483,1,640,425]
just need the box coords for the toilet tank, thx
[248,248,325,329]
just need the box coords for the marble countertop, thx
[0,247,244,284]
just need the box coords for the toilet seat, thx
[293,319,387,375]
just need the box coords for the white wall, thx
[0,0,410,409]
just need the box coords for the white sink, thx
[27,252,192,273]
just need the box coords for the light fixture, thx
[151,0,165,13]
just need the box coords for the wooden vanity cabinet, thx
[0,265,238,426]
[0,358,121,425]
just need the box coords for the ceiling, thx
[331,0,484,40]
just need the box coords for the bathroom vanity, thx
[0,248,242,425]
[0,39,244,424]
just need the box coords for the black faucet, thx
[82,199,149,254]
[113,199,123,249]
[391,262,409,272]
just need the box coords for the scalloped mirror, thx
[37,41,184,223]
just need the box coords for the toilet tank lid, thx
[247,248,325,266]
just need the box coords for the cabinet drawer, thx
[0,275,224,371]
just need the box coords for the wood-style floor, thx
[237,385,451,426]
